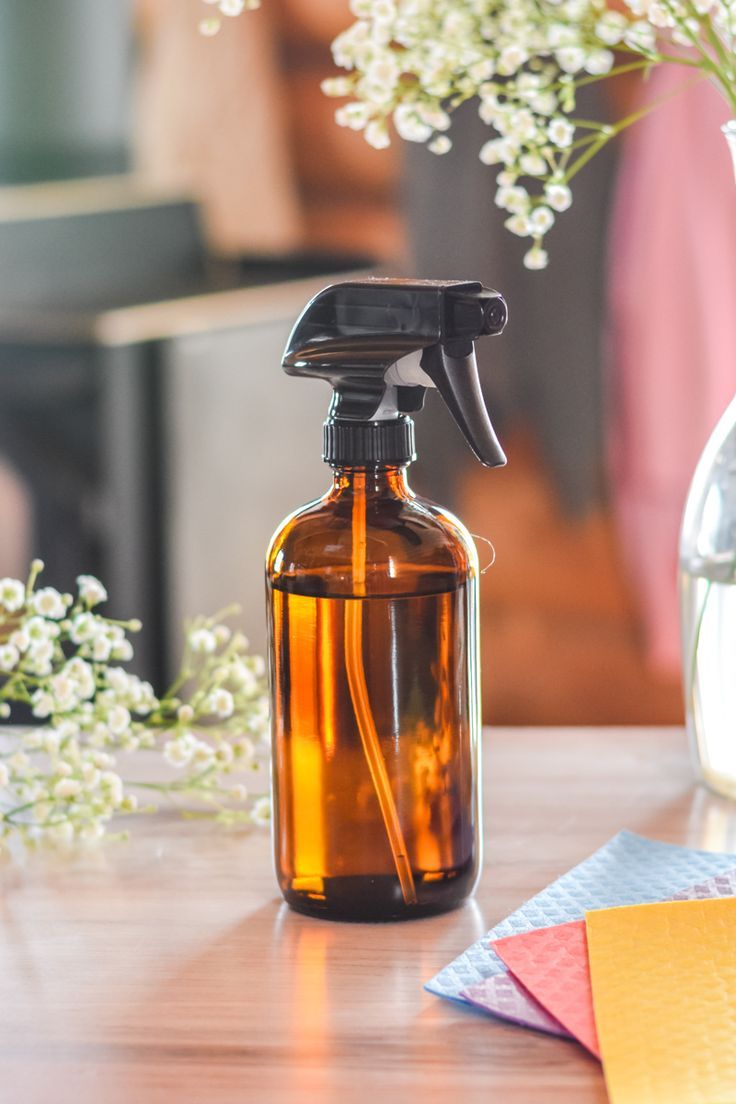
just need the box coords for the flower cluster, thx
[0,561,270,846]
[323,0,736,268]
[208,0,736,268]
[199,0,261,37]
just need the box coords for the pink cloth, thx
[608,70,736,672]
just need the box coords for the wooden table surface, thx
[3,726,736,1104]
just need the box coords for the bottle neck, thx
[328,464,413,501]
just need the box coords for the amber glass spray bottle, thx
[266,279,508,920]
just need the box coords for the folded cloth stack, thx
[427,832,736,1104]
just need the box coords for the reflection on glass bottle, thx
[680,394,736,799]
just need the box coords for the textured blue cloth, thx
[426,830,736,1002]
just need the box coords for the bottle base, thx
[281,864,477,922]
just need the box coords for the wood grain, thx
[1,726,734,1104]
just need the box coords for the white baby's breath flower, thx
[0,578,25,612]
[100,771,124,807]
[199,17,221,35]
[229,783,248,802]
[65,658,95,700]
[595,10,629,43]
[48,821,75,843]
[365,119,391,149]
[529,205,555,233]
[49,674,79,712]
[623,20,657,51]
[31,690,54,719]
[547,117,575,148]
[479,138,505,165]
[55,719,80,742]
[25,616,60,641]
[428,134,452,154]
[107,706,131,736]
[91,635,113,663]
[508,109,539,142]
[393,104,434,142]
[519,151,547,176]
[9,629,30,653]
[251,796,271,826]
[215,742,234,766]
[528,90,558,116]
[505,213,533,237]
[555,46,586,73]
[230,660,258,695]
[76,575,108,607]
[9,751,29,773]
[81,762,101,789]
[54,778,82,800]
[495,184,530,213]
[523,244,550,270]
[25,638,55,677]
[30,587,68,620]
[214,625,232,648]
[0,763,9,788]
[235,735,256,762]
[0,645,19,672]
[497,170,518,188]
[188,628,217,655]
[321,76,354,97]
[164,733,197,767]
[335,101,372,130]
[207,688,235,719]
[545,182,573,211]
[498,44,528,74]
[104,667,129,695]
[111,639,134,663]
[68,613,96,644]
[584,49,614,75]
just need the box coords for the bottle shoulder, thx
[267,491,477,598]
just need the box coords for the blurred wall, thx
[0,0,133,183]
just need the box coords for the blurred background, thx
[1,0,733,723]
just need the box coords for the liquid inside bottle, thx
[266,464,482,920]
[681,552,736,798]
[679,393,736,801]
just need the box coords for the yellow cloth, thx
[586,897,736,1104]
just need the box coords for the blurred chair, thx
[0,175,371,680]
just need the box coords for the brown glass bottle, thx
[266,461,482,921]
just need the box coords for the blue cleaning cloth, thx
[426,830,736,1002]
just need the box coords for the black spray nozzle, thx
[282,277,508,467]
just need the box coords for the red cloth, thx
[607,69,736,672]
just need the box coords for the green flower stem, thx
[25,561,44,596]
[545,55,693,99]
[1,797,47,823]
[564,71,709,183]
[133,765,219,793]
[571,118,615,130]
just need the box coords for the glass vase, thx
[680,393,736,798]
[680,121,736,798]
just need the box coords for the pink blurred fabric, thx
[608,68,736,672]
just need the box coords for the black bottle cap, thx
[323,416,415,467]
[283,278,508,469]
